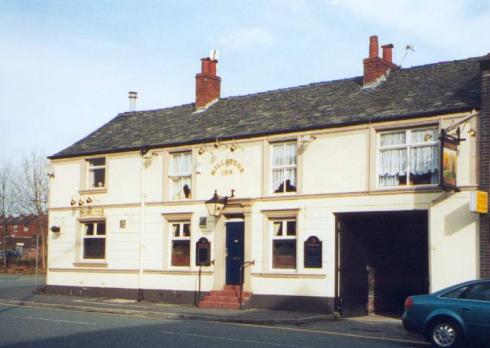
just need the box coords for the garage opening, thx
[335,210,429,317]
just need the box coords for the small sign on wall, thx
[196,237,211,266]
[470,191,488,214]
[80,207,104,218]
[304,236,322,268]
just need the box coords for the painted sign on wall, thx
[211,158,245,176]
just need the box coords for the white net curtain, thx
[169,152,192,199]
[272,143,297,193]
[379,129,439,187]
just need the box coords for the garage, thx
[335,211,429,317]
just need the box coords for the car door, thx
[458,281,490,341]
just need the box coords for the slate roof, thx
[50,57,483,159]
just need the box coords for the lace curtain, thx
[379,130,439,187]
[169,152,192,199]
[272,143,296,192]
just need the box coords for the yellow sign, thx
[80,207,105,218]
[470,191,488,214]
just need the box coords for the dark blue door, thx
[226,221,244,285]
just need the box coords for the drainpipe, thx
[138,148,150,301]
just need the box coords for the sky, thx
[1,0,489,164]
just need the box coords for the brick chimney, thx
[363,35,397,85]
[195,56,221,110]
[479,53,490,278]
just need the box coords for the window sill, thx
[79,188,108,195]
[372,185,441,193]
[73,261,108,267]
[145,269,214,275]
[252,272,326,279]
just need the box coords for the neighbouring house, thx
[0,214,47,260]
[46,35,490,316]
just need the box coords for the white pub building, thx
[46,36,490,316]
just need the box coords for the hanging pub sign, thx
[304,236,322,268]
[440,129,461,192]
[196,237,211,266]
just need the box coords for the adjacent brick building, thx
[0,214,47,260]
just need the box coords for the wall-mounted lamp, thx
[198,139,242,155]
[50,226,61,233]
[78,199,84,206]
[298,134,317,143]
[205,189,235,217]
[70,199,77,206]
[86,197,93,204]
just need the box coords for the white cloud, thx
[218,27,276,51]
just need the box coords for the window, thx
[82,221,106,259]
[87,158,106,188]
[271,142,297,193]
[23,224,29,232]
[461,283,490,302]
[169,152,192,200]
[272,219,296,269]
[171,222,191,267]
[13,225,18,234]
[441,286,469,299]
[378,127,439,188]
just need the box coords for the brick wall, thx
[479,55,490,278]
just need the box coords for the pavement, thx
[0,274,334,325]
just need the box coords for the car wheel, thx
[429,319,463,348]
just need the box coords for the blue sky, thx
[1,0,489,162]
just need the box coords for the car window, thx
[441,286,469,299]
[461,283,490,302]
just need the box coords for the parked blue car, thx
[403,279,490,347]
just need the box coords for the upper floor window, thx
[169,152,192,200]
[87,158,106,189]
[23,224,29,232]
[378,127,439,188]
[271,142,297,193]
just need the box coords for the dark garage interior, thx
[336,210,429,317]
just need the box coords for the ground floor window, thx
[272,219,296,269]
[171,222,191,267]
[82,220,106,259]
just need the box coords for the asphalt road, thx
[0,275,427,347]
[0,303,427,348]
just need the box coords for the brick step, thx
[223,285,241,291]
[198,301,240,310]
[202,295,240,303]
[209,290,252,297]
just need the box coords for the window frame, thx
[271,219,297,270]
[86,157,107,190]
[80,220,106,261]
[169,221,191,268]
[377,126,440,189]
[168,151,193,201]
[270,141,298,194]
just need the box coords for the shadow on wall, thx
[444,202,474,236]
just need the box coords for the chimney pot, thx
[369,35,379,58]
[382,44,394,63]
